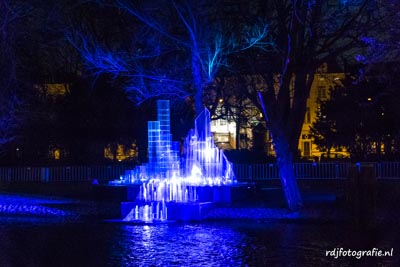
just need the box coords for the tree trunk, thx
[257,70,307,211]
[235,117,241,150]
[274,137,303,211]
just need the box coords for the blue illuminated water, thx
[114,100,236,222]
[0,219,398,266]
[119,100,235,186]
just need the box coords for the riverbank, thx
[0,181,399,225]
[0,191,350,224]
[0,189,398,267]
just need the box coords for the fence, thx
[232,162,400,181]
[232,162,352,181]
[1,162,400,183]
[375,162,400,179]
[0,165,135,183]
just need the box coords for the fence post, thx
[248,165,252,181]
[7,168,11,182]
[335,164,339,178]
[87,167,91,181]
[359,165,376,228]
[376,162,381,179]
[41,167,49,183]
[347,164,376,228]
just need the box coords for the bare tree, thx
[0,0,73,154]
[0,0,26,152]
[69,0,270,114]
[68,0,386,211]
[204,76,262,150]
[241,0,383,210]
[354,0,400,65]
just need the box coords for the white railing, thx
[233,162,351,181]
[0,165,135,183]
[0,162,400,183]
[233,162,400,181]
[233,163,279,180]
[294,162,351,179]
[375,162,400,179]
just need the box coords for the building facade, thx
[299,72,349,159]
[210,70,350,159]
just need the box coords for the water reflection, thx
[0,220,398,266]
[105,221,399,266]
[110,223,247,266]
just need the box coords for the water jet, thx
[112,100,236,222]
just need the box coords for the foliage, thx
[0,0,83,155]
[224,149,276,164]
[0,0,395,210]
[355,0,400,65]
[10,77,144,164]
[311,64,400,160]
[236,0,385,209]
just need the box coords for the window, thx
[306,107,311,124]
[54,149,60,160]
[303,142,311,157]
[317,86,326,99]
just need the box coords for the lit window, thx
[317,86,326,99]
[306,107,311,124]
[303,142,311,157]
[54,149,60,160]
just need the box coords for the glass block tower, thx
[147,121,161,174]
[157,100,172,177]
[146,100,180,178]
[120,99,235,185]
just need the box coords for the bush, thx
[224,149,276,164]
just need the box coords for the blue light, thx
[116,100,236,222]
[120,100,235,185]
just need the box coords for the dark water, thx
[0,218,398,267]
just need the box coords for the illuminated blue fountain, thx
[116,100,236,222]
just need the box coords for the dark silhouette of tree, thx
[0,0,86,152]
[0,0,29,153]
[204,76,262,150]
[236,0,386,210]
[355,0,400,65]
[66,0,394,210]
[311,64,400,161]
[15,76,144,165]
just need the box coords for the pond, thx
[0,217,398,266]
